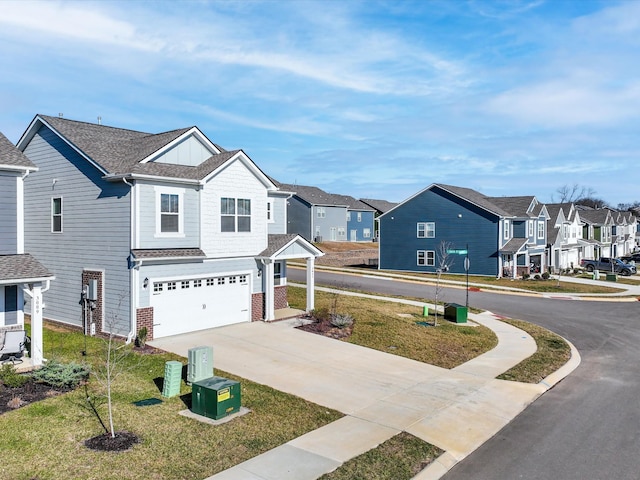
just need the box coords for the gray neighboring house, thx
[17,114,322,341]
[274,181,375,242]
[0,132,54,366]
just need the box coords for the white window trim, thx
[363,228,371,238]
[317,206,326,218]
[155,186,185,238]
[417,250,435,266]
[528,220,534,237]
[537,221,545,239]
[417,222,435,238]
[267,200,274,223]
[51,196,63,233]
[357,212,362,222]
[503,220,510,240]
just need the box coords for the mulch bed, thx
[0,378,68,415]
[85,431,140,451]
[296,316,353,340]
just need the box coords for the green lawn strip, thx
[322,267,626,294]
[1,325,341,480]
[496,319,571,383]
[288,287,497,369]
[319,432,443,480]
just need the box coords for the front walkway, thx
[149,290,580,480]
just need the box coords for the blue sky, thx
[1,0,639,206]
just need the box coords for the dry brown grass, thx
[315,241,379,252]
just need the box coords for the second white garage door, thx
[151,274,251,338]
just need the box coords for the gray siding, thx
[0,175,18,254]
[268,195,287,235]
[137,182,200,249]
[286,196,312,241]
[22,126,131,333]
[314,206,347,241]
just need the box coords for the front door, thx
[330,227,337,241]
[350,230,357,242]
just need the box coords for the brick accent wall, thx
[136,307,154,340]
[274,285,288,310]
[82,270,104,335]
[251,293,264,321]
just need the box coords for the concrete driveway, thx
[149,298,578,480]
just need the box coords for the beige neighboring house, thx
[0,132,54,367]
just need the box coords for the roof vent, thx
[97,116,102,125]
[58,113,63,118]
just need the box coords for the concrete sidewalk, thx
[149,291,580,480]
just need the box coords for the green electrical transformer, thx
[191,376,241,420]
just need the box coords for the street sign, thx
[446,249,468,255]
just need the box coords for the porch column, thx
[27,283,44,367]
[264,260,275,321]
[306,256,315,312]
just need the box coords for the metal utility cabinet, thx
[187,346,214,384]
[191,376,241,420]
[444,303,468,323]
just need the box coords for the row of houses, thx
[1,114,637,363]
[378,184,638,278]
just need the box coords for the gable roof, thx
[17,115,276,187]
[275,182,347,207]
[327,194,375,212]
[0,131,37,172]
[578,208,612,225]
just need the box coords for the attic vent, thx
[97,116,102,125]
[58,113,63,118]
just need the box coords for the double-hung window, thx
[537,221,544,240]
[417,250,435,266]
[357,212,362,222]
[221,197,251,232]
[503,220,510,240]
[155,187,184,236]
[417,222,435,238]
[317,207,326,218]
[51,197,63,233]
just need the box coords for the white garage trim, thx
[150,271,251,338]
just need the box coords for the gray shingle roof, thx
[500,238,528,253]
[435,184,513,217]
[359,198,398,214]
[0,132,37,170]
[0,254,54,283]
[131,248,206,260]
[258,234,324,257]
[275,182,349,207]
[578,208,611,225]
[487,196,537,217]
[38,115,236,181]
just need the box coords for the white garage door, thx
[151,274,251,338]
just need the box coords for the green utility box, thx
[606,273,618,282]
[191,376,241,420]
[444,303,468,324]
[162,361,182,398]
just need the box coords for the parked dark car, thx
[580,257,637,276]
[620,253,640,264]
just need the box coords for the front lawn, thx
[288,287,498,369]
[0,324,342,480]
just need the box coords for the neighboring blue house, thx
[360,198,398,239]
[378,184,548,278]
[275,182,375,242]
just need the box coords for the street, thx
[289,268,640,479]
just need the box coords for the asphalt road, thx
[289,268,640,479]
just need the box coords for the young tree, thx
[433,241,453,326]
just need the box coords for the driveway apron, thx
[150,303,576,480]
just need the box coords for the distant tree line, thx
[553,184,639,212]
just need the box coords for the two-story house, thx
[275,182,374,243]
[0,132,55,366]
[378,184,548,278]
[577,207,613,259]
[17,115,322,341]
[546,203,585,272]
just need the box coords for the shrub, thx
[32,361,90,389]
[534,274,542,280]
[136,327,148,348]
[0,363,29,388]
[522,273,530,280]
[542,272,550,280]
[330,313,354,329]
[310,307,331,323]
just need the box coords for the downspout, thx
[122,177,136,344]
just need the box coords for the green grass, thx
[319,432,443,480]
[1,324,342,480]
[497,319,572,383]
[289,287,498,369]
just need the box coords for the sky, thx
[1,0,639,207]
